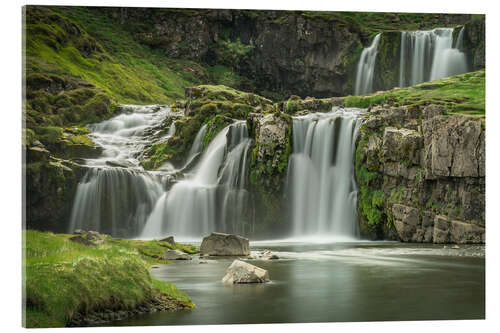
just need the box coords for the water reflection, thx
[106,243,484,326]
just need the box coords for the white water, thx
[287,108,364,240]
[140,121,253,239]
[399,27,468,87]
[354,33,381,95]
[69,105,180,237]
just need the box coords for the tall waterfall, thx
[69,105,178,237]
[287,108,364,240]
[354,33,381,95]
[399,27,468,87]
[140,121,253,240]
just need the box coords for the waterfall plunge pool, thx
[104,241,484,326]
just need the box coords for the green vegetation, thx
[301,11,474,35]
[24,230,195,328]
[344,70,485,116]
[26,6,206,104]
[216,38,255,67]
[142,85,273,169]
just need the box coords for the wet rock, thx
[105,159,136,168]
[249,250,279,260]
[200,232,250,256]
[159,236,176,247]
[162,249,192,260]
[222,259,270,284]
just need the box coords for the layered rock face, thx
[355,104,485,243]
[102,8,477,98]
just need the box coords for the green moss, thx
[23,230,195,328]
[343,70,485,116]
[216,38,254,67]
[203,115,234,148]
[25,6,210,105]
[37,126,64,144]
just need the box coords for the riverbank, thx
[22,230,196,328]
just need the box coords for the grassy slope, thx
[23,230,197,328]
[302,11,482,36]
[344,70,485,117]
[26,6,203,104]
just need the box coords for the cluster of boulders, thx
[164,232,274,284]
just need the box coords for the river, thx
[107,241,484,326]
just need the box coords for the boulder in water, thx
[200,232,250,256]
[162,249,192,260]
[222,260,270,284]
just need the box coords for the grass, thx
[25,6,206,104]
[23,230,196,328]
[301,11,477,35]
[344,70,485,117]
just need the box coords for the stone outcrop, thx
[69,230,107,246]
[247,111,292,238]
[200,232,250,256]
[222,260,270,284]
[162,249,192,260]
[355,104,485,244]
[248,113,290,169]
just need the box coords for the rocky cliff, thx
[98,7,476,98]
[355,104,485,243]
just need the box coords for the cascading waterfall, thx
[399,27,468,87]
[354,33,381,95]
[140,121,253,240]
[287,108,364,240]
[68,105,178,237]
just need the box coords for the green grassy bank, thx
[344,70,485,117]
[23,230,196,328]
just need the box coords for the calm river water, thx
[108,241,485,326]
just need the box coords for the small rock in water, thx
[451,245,460,249]
[249,250,279,260]
[162,249,192,260]
[222,259,270,284]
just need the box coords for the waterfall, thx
[69,168,164,237]
[354,33,381,95]
[399,28,468,87]
[68,105,179,237]
[287,108,364,240]
[140,121,253,240]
